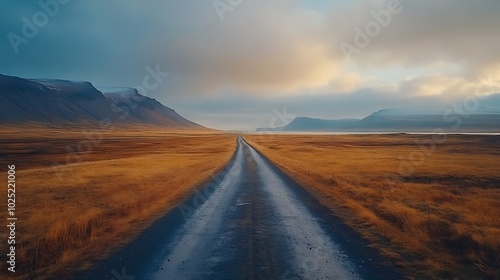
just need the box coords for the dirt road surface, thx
[82,136,401,280]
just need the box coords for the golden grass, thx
[245,134,500,279]
[0,127,236,279]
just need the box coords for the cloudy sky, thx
[1,0,499,130]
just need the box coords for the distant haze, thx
[1,0,500,130]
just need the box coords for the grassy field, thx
[245,134,500,279]
[0,126,237,279]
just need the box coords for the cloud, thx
[4,0,497,97]
[0,0,349,96]
[1,0,500,129]
[159,1,346,95]
[329,0,500,79]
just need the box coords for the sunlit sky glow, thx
[1,0,499,130]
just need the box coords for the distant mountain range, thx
[257,104,500,133]
[0,74,202,128]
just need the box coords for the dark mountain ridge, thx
[0,74,202,128]
[262,102,500,133]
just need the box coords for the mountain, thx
[356,107,500,131]
[275,103,500,133]
[100,87,201,127]
[0,74,203,128]
[284,117,358,131]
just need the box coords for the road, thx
[83,136,401,280]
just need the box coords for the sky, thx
[1,0,500,130]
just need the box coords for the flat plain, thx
[245,133,500,279]
[2,127,499,279]
[0,126,237,279]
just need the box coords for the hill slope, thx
[100,87,201,127]
[0,74,202,128]
[279,104,500,132]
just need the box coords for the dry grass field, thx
[0,126,237,279]
[245,134,500,279]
